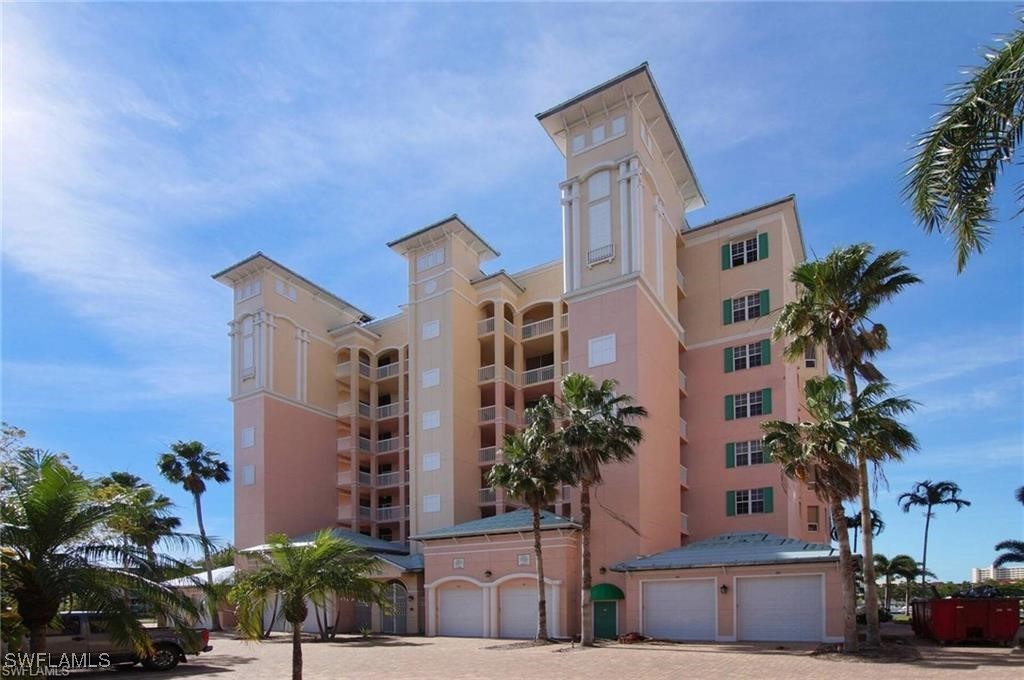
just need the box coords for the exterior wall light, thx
[719,585,729,594]
[484,570,492,578]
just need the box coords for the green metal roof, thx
[411,509,579,541]
[611,532,838,572]
[591,583,625,600]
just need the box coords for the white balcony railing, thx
[377,506,403,522]
[403,400,410,413]
[358,436,372,452]
[479,405,496,422]
[376,471,402,488]
[358,471,372,485]
[376,437,399,453]
[504,366,517,385]
[521,317,554,340]
[358,506,372,520]
[335,362,351,380]
[679,465,689,487]
[587,243,614,265]
[679,419,688,441]
[479,365,496,382]
[561,361,569,375]
[503,406,517,425]
[561,313,568,329]
[337,436,352,452]
[479,447,497,463]
[358,362,371,378]
[377,363,400,380]
[337,506,352,521]
[479,488,496,504]
[678,370,687,393]
[337,471,353,486]
[377,403,399,419]
[680,512,690,534]
[478,317,496,335]
[676,269,686,293]
[523,364,555,386]
[503,319,516,339]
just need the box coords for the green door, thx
[593,601,617,639]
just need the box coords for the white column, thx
[570,182,581,290]
[654,197,665,299]
[618,161,631,276]
[630,158,643,274]
[561,185,574,293]
[425,586,436,636]
[487,584,498,638]
[228,321,239,397]
[295,329,309,402]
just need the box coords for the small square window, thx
[730,236,759,268]
[804,346,817,368]
[591,124,605,144]
[416,248,445,272]
[242,465,255,486]
[422,320,440,340]
[453,558,465,569]
[422,410,440,430]
[241,427,255,448]
[422,452,441,471]
[732,293,762,323]
[517,554,531,566]
[422,368,440,388]
[588,334,616,368]
[571,133,586,154]
[423,494,441,513]
[611,116,626,136]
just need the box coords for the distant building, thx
[971,565,1024,583]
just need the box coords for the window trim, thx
[416,247,445,272]
[422,320,440,340]
[735,487,765,515]
[588,333,616,368]
[730,235,759,268]
[734,440,765,466]
[732,293,762,323]
[734,391,764,419]
[423,494,441,513]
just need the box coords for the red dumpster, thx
[912,598,1020,645]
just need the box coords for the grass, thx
[892,614,911,624]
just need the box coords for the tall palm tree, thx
[873,553,917,612]
[230,531,386,680]
[993,485,1024,568]
[832,509,886,553]
[97,472,187,568]
[906,15,1024,272]
[158,441,230,630]
[774,243,920,647]
[763,375,861,652]
[898,480,971,585]
[0,450,197,654]
[554,374,646,646]
[487,413,564,641]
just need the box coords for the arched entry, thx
[382,581,408,634]
[591,583,624,640]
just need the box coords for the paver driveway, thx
[82,633,1023,679]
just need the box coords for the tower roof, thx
[387,214,499,262]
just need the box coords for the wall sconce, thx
[599,566,607,575]
[408,594,415,602]
[719,585,729,594]
[484,570,492,578]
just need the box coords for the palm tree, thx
[873,553,917,612]
[993,485,1024,568]
[905,15,1024,272]
[0,450,197,654]
[158,441,230,630]
[487,416,563,641]
[832,509,886,553]
[553,373,647,646]
[97,472,186,569]
[230,531,386,680]
[898,480,971,585]
[763,375,861,652]
[774,243,920,647]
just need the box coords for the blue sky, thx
[3,3,1021,581]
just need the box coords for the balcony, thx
[358,506,372,520]
[521,317,554,340]
[479,488,496,504]
[561,313,568,329]
[587,243,614,266]
[479,405,496,423]
[358,471,372,485]
[679,418,688,441]
[678,370,688,394]
[676,269,686,294]
[358,362,371,378]
[504,366,517,385]
[523,364,555,386]
[479,446,497,463]
[503,319,516,339]
[377,363,400,380]
[679,465,689,487]
[376,471,402,488]
[337,470,353,486]
[479,365,496,382]
[337,506,353,521]
[502,406,517,426]
[376,436,400,453]
[561,361,569,375]
[478,317,496,335]
[680,513,690,534]
[377,506,404,522]
[377,403,399,419]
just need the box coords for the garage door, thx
[439,588,484,637]
[642,580,716,640]
[499,586,553,639]
[737,575,822,641]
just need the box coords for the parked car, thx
[41,612,212,670]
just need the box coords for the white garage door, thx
[439,588,484,637]
[642,579,716,640]
[737,575,823,641]
[499,586,554,639]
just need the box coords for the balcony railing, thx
[503,319,516,339]
[479,446,497,463]
[335,362,350,380]
[521,317,554,340]
[479,405,496,422]
[561,313,568,329]
[676,270,686,293]
[337,470,353,486]
[679,465,689,487]
[377,363,400,380]
[358,506,371,520]
[561,361,569,375]
[478,317,496,335]
[523,364,555,386]
[504,366,517,385]
[358,362,371,378]
[358,471,372,485]
[479,488,496,504]
[587,243,614,265]
[678,370,687,394]
[479,365,496,382]
[679,419,688,441]
[376,437,400,453]
[376,471,402,488]
[503,406,517,425]
[377,506,403,522]
[377,403,399,419]
[337,506,352,521]
[680,512,690,534]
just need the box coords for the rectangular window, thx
[571,133,586,154]
[730,236,759,267]
[274,279,297,302]
[422,410,440,430]
[242,465,255,486]
[517,554,531,566]
[235,278,261,302]
[591,124,605,144]
[241,427,255,448]
[452,558,465,569]
[733,391,764,419]
[808,505,820,531]
[804,345,817,368]
[587,171,613,264]
[423,494,441,513]
[735,487,765,515]
[588,334,616,368]
[422,320,440,340]
[422,452,441,471]
[421,368,440,388]
[241,317,255,378]
[734,440,765,466]
[416,247,445,272]
[731,293,762,323]
[611,115,626,136]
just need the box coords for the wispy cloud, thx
[883,328,1024,392]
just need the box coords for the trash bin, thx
[912,597,1020,645]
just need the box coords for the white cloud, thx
[883,329,1023,391]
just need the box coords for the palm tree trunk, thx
[291,619,303,680]
[883,575,891,612]
[853,525,859,554]
[843,366,880,647]
[28,623,47,654]
[830,500,859,652]
[193,492,222,632]
[921,508,932,586]
[265,594,280,638]
[532,503,549,641]
[580,481,594,646]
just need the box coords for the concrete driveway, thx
[76,633,1022,679]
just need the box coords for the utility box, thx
[912,598,1020,645]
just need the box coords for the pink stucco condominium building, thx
[213,63,844,642]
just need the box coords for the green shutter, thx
[760,339,771,365]
[723,299,733,325]
[759,289,770,316]
[762,388,772,415]
[725,395,735,421]
[763,486,774,513]
[758,232,769,260]
[721,244,732,270]
[726,490,736,517]
[726,443,736,468]
[724,347,734,373]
